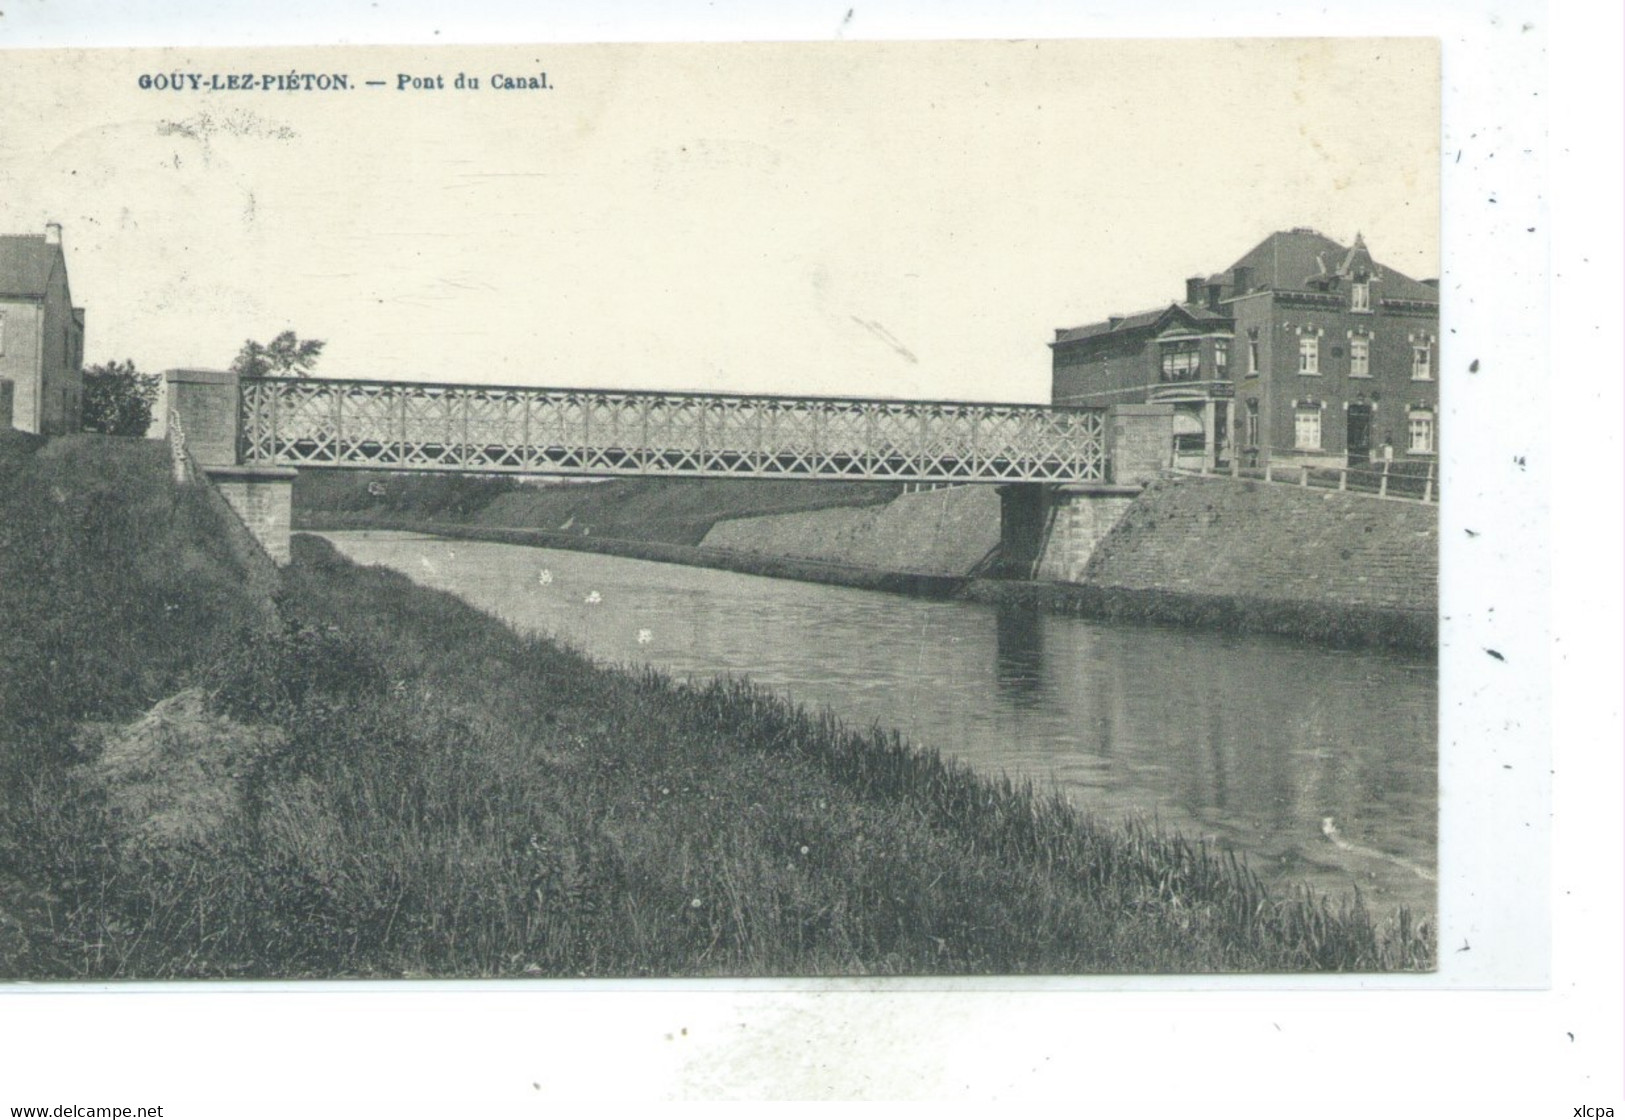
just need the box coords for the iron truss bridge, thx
[240,378,1109,484]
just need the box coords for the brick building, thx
[1051,229,1439,471]
[0,223,85,435]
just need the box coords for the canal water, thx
[319,531,1437,919]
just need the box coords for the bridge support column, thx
[165,368,242,468]
[998,482,1142,583]
[996,483,1048,579]
[165,367,297,566]
[204,465,299,565]
[1107,402,1177,485]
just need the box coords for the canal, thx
[319,530,1437,919]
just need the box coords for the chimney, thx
[1232,265,1254,295]
[1185,276,1205,305]
[44,222,62,245]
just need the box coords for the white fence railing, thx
[1178,454,1437,503]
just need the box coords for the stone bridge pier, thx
[996,403,1175,580]
[166,368,298,565]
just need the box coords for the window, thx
[1245,401,1260,447]
[1294,407,1322,450]
[1351,281,1370,312]
[1214,340,1228,377]
[1349,335,1370,377]
[1408,410,1435,454]
[1412,344,1432,380]
[1247,338,1260,375]
[0,311,5,356]
[1299,336,1320,375]
[1161,342,1200,382]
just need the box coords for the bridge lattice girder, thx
[240,378,1107,483]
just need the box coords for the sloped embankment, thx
[699,484,1001,576]
[1083,475,1437,615]
[294,472,902,546]
[958,475,1437,650]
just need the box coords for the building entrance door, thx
[1346,403,1373,465]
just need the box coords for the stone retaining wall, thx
[699,484,1002,576]
[1082,475,1437,614]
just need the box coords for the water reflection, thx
[993,602,1046,704]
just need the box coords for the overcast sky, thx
[1,39,1438,403]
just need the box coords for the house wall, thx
[38,261,81,434]
[1233,291,1438,467]
[0,265,83,435]
[0,301,43,432]
[1051,333,1157,407]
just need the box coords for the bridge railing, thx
[240,377,1108,484]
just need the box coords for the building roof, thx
[1054,228,1438,345]
[0,234,64,300]
[1053,302,1228,346]
[1226,228,1438,302]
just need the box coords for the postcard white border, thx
[0,0,1615,1111]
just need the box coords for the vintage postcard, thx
[0,21,1574,1107]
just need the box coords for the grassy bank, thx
[1,436,1433,976]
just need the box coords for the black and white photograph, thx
[0,2,1611,1111]
[1,35,1442,980]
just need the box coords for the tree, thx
[230,330,326,379]
[80,360,160,436]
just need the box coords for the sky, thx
[0,38,1438,404]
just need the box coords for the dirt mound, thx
[79,688,279,851]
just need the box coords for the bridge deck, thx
[240,378,1107,484]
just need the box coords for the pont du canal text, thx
[137,72,551,92]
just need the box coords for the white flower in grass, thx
[538,569,553,586]
[637,628,653,645]
[585,590,602,604]
[799,845,810,856]
[690,898,703,909]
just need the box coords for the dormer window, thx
[1351,281,1370,312]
